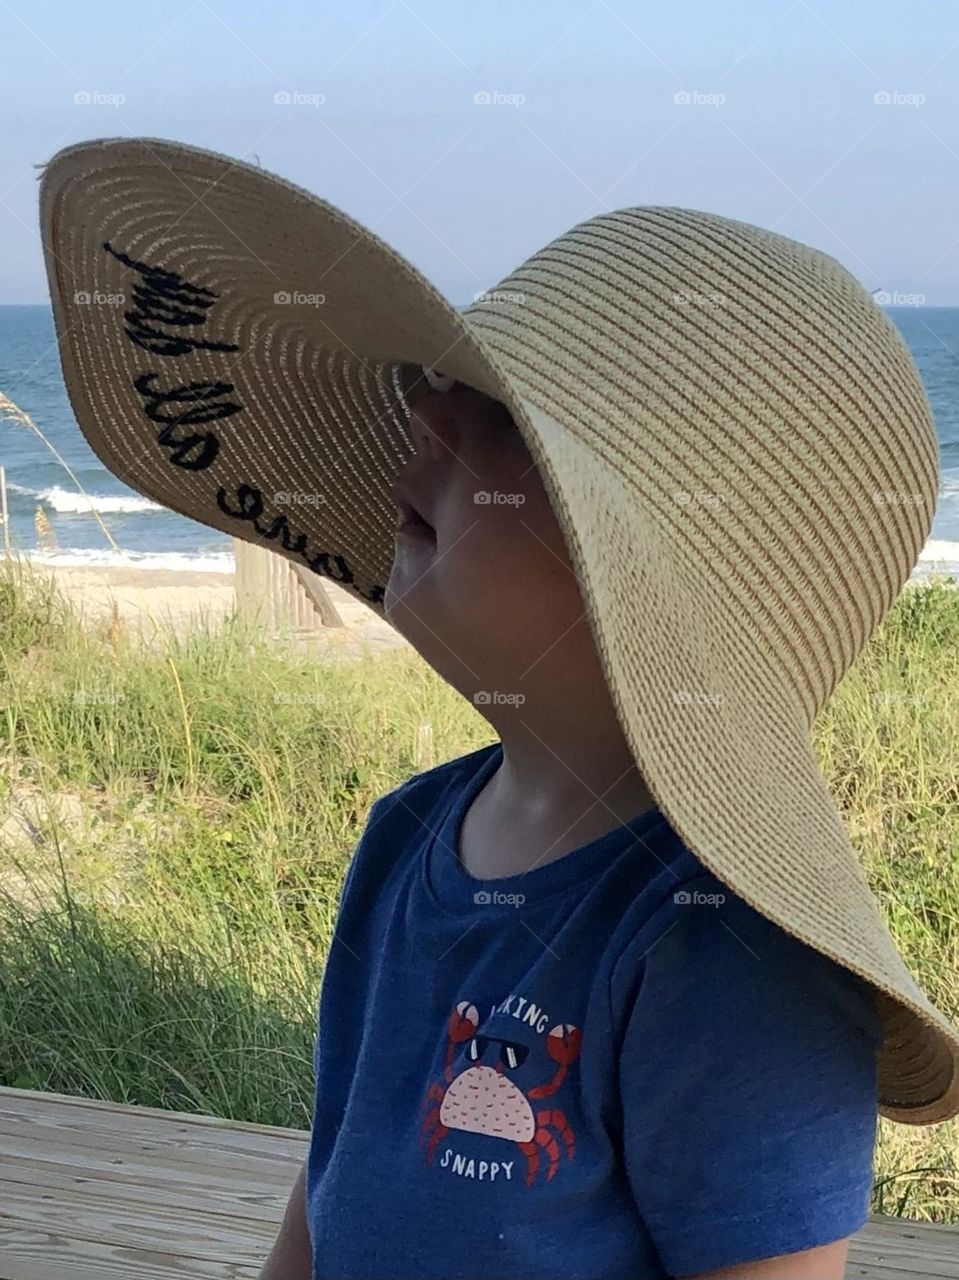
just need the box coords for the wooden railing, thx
[233,538,344,634]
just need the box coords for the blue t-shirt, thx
[306,743,881,1279]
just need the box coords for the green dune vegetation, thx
[1,559,957,1221]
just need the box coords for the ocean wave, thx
[913,539,959,579]
[24,548,235,574]
[8,482,162,515]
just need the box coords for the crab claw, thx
[448,1001,480,1043]
[546,1023,583,1065]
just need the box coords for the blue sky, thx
[1,0,958,303]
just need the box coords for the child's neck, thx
[457,729,655,881]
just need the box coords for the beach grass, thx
[1,558,958,1219]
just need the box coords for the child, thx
[40,138,959,1280]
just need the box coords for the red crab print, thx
[421,1001,583,1188]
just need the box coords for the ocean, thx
[0,303,957,577]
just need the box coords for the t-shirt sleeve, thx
[614,873,882,1277]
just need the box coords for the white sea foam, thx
[24,548,235,574]
[9,483,161,515]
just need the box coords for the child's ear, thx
[423,366,457,393]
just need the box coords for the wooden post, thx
[233,538,270,628]
[0,466,9,559]
[414,721,435,770]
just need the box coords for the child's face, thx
[385,379,593,699]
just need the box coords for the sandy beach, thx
[31,561,407,654]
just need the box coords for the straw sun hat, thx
[39,137,958,1124]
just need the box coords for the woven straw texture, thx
[39,137,959,1123]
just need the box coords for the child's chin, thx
[384,576,460,664]
[383,568,435,632]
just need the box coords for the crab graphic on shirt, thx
[421,1000,583,1188]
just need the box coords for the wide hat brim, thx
[39,137,959,1123]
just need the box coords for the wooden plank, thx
[0,1180,272,1265]
[0,1085,308,1140]
[0,1112,306,1180]
[0,464,10,559]
[0,1106,306,1195]
[850,1215,959,1278]
[0,1155,288,1223]
[0,1089,300,1280]
[0,1227,266,1280]
[0,1135,292,1197]
[0,1096,308,1158]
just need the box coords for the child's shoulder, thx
[338,744,498,906]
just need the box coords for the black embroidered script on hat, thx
[105,243,242,359]
[131,372,240,471]
[105,241,242,472]
[102,242,386,604]
[215,483,357,585]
